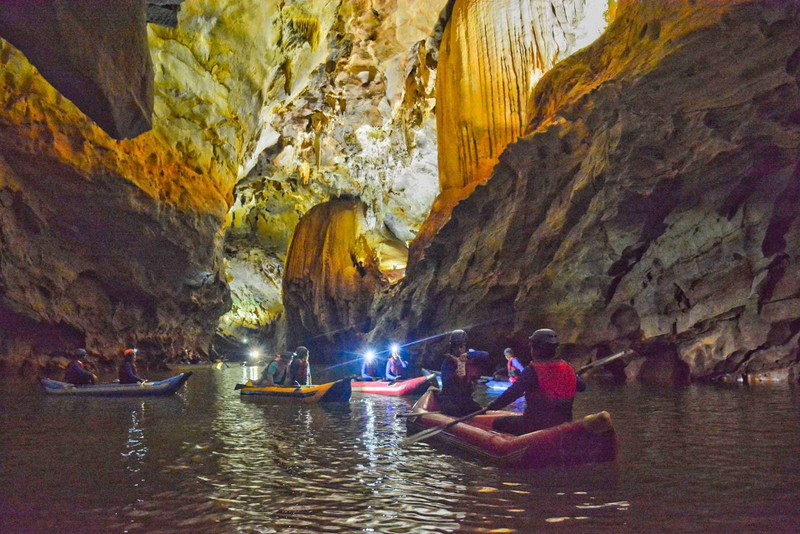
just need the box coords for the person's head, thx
[295,346,309,360]
[283,352,294,364]
[124,348,137,361]
[390,343,400,358]
[449,329,467,354]
[528,329,559,360]
[72,348,88,360]
[504,347,514,361]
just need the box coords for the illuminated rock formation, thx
[282,199,382,357]
[222,0,448,335]
[411,0,610,260]
[370,0,800,382]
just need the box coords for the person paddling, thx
[64,348,97,385]
[118,349,146,384]
[485,329,586,435]
[439,329,490,416]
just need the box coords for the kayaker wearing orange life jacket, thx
[486,329,586,435]
[504,347,525,384]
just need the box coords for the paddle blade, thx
[234,380,253,390]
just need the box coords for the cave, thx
[1,0,799,387]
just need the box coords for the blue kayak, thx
[40,373,192,396]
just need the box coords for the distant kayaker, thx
[439,329,490,416]
[385,344,408,381]
[290,346,312,385]
[119,348,146,384]
[360,351,382,381]
[260,352,294,386]
[485,329,586,435]
[64,348,97,385]
[505,347,525,384]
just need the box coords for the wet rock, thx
[371,1,800,381]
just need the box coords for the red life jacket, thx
[507,359,519,383]
[523,360,577,429]
[526,361,577,403]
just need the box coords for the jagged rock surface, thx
[282,199,383,359]
[370,0,800,382]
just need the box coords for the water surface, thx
[1,366,799,532]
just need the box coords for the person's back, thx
[487,329,584,435]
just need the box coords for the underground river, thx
[1,367,799,532]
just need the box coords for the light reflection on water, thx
[0,370,799,533]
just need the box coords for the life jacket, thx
[293,359,308,383]
[524,360,577,429]
[388,357,403,376]
[507,359,520,383]
[272,362,289,384]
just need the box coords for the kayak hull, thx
[406,389,617,468]
[352,375,437,396]
[40,373,192,397]
[237,378,351,403]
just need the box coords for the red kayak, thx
[405,389,618,468]
[352,375,437,396]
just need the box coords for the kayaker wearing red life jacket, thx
[504,347,525,384]
[64,348,97,385]
[486,329,586,435]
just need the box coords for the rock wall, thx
[282,199,383,358]
[370,0,800,382]
[411,0,610,262]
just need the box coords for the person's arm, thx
[360,361,370,380]
[307,363,312,385]
[385,360,396,380]
[486,367,536,410]
[512,359,525,372]
[576,373,587,392]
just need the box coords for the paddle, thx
[401,407,488,446]
[576,350,634,375]
[396,410,440,418]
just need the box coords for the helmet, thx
[123,348,137,358]
[449,329,467,345]
[529,329,558,347]
[75,348,88,359]
[295,346,309,358]
[503,347,513,356]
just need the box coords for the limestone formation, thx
[370,0,800,383]
[282,199,383,358]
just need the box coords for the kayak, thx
[40,373,192,397]
[484,379,511,391]
[405,389,618,468]
[351,375,437,396]
[236,378,351,403]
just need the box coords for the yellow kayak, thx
[235,378,351,403]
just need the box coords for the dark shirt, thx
[440,349,490,400]
[64,360,95,385]
[119,361,144,384]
